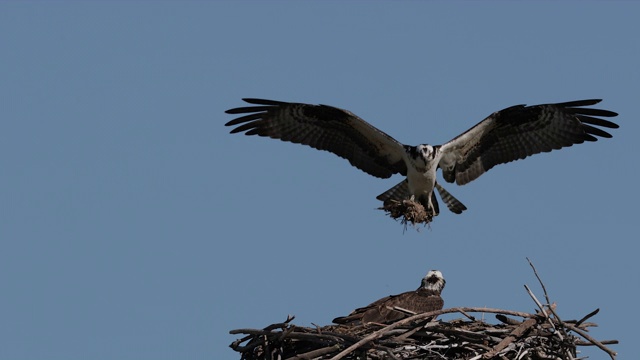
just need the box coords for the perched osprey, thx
[332,270,445,325]
[225,98,618,219]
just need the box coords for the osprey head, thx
[407,144,437,170]
[421,270,445,293]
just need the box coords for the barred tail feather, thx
[434,182,467,214]
[376,180,410,203]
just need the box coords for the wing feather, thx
[225,98,407,178]
[576,115,618,129]
[332,290,443,325]
[439,99,619,185]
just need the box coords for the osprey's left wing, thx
[333,290,443,325]
[332,294,396,325]
[438,99,619,185]
[333,291,422,325]
[225,99,407,178]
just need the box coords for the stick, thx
[527,258,550,305]
[482,318,537,359]
[575,308,599,328]
[330,307,531,360]
[565,322,617,360]
[523,284,561,340]
[526,258,568,338]
[284,345,341,360]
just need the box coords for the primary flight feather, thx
[225,98,618,220]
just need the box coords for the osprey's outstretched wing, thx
[438,99,619,185]
[225,99,407,178]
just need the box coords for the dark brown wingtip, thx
[225,98,285,115]
[242,98,288,106]
[557,99,602,107]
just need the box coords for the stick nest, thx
[229,306,617,360]
[379,199,432,227]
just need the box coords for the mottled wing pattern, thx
[225,99,407,178]
[332,294,395,325]
[439,99,619,185]
[333,289,443,325]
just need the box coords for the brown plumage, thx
[333,270,445,326]
[225,98,618,221]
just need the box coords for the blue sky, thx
[2,2,638,359]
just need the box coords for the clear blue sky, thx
[2,2,638,359]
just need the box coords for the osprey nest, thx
[379,199,432,227]
[230,308,616,360]
[229,275,618,360]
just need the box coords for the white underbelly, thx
[406,167,437,199]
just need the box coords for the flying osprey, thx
[332,270,445,325]
[225,98,618,220]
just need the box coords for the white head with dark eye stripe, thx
[421,270,445,293]
[407,144,437,169]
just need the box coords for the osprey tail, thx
[434,182,467,214]
[376,180,440,215]
[376,180,466,215]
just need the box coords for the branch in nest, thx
[527,258,568,339]
[565,322,618,360]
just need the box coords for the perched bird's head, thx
[421,270,446,293]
